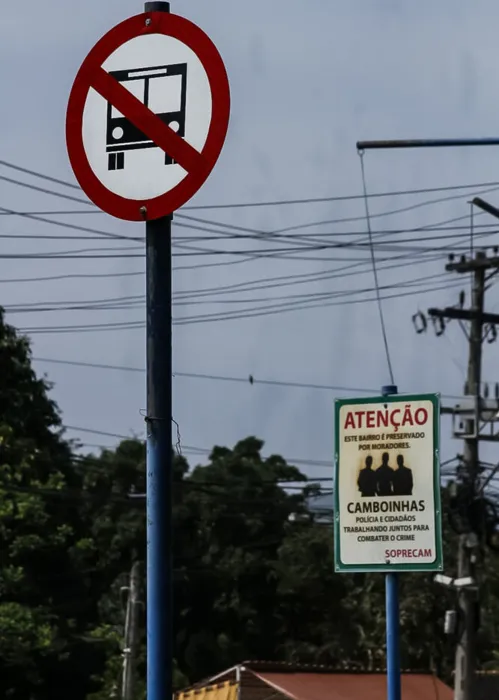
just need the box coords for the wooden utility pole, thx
[451,253,484,700]
[427,250,499,700]
[122,561,141,700]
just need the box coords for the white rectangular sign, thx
[334,393,442,573]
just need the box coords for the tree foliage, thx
[0,311,499,697]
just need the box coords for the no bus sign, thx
[65,11,230,221]
[334,393,443,573]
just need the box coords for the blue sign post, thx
[382,385,401,700]
[144,10,173,700]
[334,389,442,700]
[65,4,230,699]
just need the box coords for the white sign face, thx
[82,33,212,201]
[334,394,442,573]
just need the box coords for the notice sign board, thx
[334,393,443,573]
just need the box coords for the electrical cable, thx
[174,255,448,300]
[64,424,334,469]
[359,151,395,385]
[0,270,145,284]
[2,160,499,278]
[1,271,451,314]
[17,278,466,333]
[0,203,141,242]
[0,237,488,263]
[172,278,466,327]
[4,156,499,217]
[32,355,465,401]
[2,157,498,244]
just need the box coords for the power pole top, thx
[446,252,499,274]
[428,308,499,324]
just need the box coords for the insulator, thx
[444,610,457,635]
[412,312,427,334]
[431,316,445,336]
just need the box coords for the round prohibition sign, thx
[66,12,231,221]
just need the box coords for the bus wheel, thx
[108,153,125,170]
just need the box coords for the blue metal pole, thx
[146,207,172,700]
[381,384,401,700]
[357,137,499,151]
[144,0,173,681]
[386,572,401,700]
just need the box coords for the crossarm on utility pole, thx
[428,308,499,325]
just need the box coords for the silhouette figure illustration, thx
[392,454,413,496]
[375,452,394,496]
[358,455,377,497]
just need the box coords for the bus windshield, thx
[111,79,145,119]
[148,74,182,114]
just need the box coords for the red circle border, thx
[66,12,231,221]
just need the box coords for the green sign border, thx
[333,393,443,573]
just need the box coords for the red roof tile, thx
[252,670,452,700]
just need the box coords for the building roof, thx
[252,669,452,700]
[183,661,452,700]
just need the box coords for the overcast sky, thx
[2,0,499,484]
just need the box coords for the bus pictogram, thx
[105,62,187,171]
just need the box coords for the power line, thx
[172,279,467,326]
[32,356,464,401]
[64,425,334,469]
[2,157,498,241]
[66,425,462,475]
[2,158,499,274]
[175,226,492,296]
[0,168,306,247]
[0,203,139,242]
[0,271,144,285]
[2,157,499,208]
[174,225,499,243]
[359,151,395,385]
[174,256,447,300]
[17,279,466,332]
[2,273,450,314]
[0,252,143,260]
[0,230,476,260]
[0,174,93,206]
[181,185,499,211]
[268,188,491,233]
[21,321,145,334]
[0,210,103,216]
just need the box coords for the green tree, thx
[174,437,313,682]
[274,485,465,681]
[78,439,189,699]
[0,311,96,699]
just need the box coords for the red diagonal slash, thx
[92,66,206,175]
